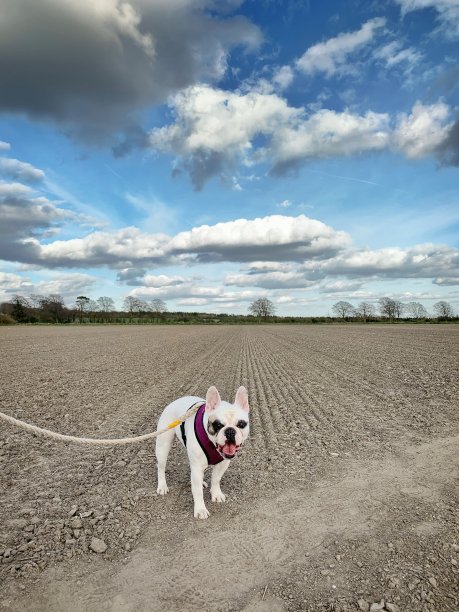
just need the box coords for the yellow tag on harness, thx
[167,419,181,429]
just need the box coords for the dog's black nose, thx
[225,427,236,443]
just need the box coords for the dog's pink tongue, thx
[223,443,237,456]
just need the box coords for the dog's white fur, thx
[156,386,249,519]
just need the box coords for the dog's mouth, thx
[217,443,241,459]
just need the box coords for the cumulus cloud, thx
[0,157,45,182]
[151,84,454,185]
[225,269,316,289]
[129,282,259,303]
[0,271,33,295]
[318,280,364,293]
[0,270,97,302]
[272,65,295,90]
[395,0,459,38]
[270,107,390,175]
[0,182,74,263]
[0,0,261,143]
[150,85,391,185]
[167,215,350,262]
[150,85,300,189]
[392,101,452,158]
[300,243,459,279]
[225,243,459,289]
[33,215,350,268]
[0,141,10,150]
[296,18,386,78]
[33,274,98,298]
[142,274,188,287]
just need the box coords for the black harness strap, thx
[180,421,187,447]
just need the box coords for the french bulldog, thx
[156,385,250,519]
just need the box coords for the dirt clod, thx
[89,538,107,554]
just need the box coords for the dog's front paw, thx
[211,489,226,503]
[157,483,169,495]
[194,506,210,519]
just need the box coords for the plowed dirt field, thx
[1,325,458,612]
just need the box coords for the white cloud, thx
[177,297,209,306]
[395,0,459,38]
[152,85,453,184]
[270,108,390,174]
[374,40,422,69]
[0,181,75,263]
[0,157,45,182]
[392,101,452,158]
[28,214,350,268]
[0,271,33,294]
[272,65,295,90]
[300,243,459,279]
[318,280,364,293]
[433,276,459,285]
[142,274,188,287]
[296,18,386,77]
[0,141,10,150]
[34,273,97,298]
[224,243,459,289]
[0,270,97,302]
[150,85,300,189]
[168,215,350,261]
[129,282,259,303]
[225,269,316,289]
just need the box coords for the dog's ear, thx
[206,386,221,412]
[234,386,249,413]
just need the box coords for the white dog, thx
[156,386,250,519]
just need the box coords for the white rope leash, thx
[0,402,203,446]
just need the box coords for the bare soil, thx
[0,324,458,612]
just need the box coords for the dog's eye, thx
[237,420,248,429]
[212,420,224,432]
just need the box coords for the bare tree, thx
[97,296,115,312]
[354,301,375,322]
[249,297,276,319]
[149,298,167,314]
[29,294,45,309]
[11,294,30,307]
[137,299,149,313]
[41,295,66,323]
[332,301,354,320]
[433,301,454,319]
[394,300,404,319]
[406,302,427,319]
[87,299,99,321]
[378,297,403,321]
[123,296,145,319]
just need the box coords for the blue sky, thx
[0,0,458,315]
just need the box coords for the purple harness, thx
[181,403,224,465]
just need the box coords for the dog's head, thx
[205,385,250,459]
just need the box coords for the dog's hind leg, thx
[156,428,175,495]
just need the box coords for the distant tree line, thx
[0,294,168,324]
[330,298,455,321]
[0,293,456,325]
